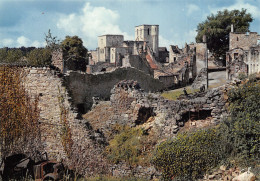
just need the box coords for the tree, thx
[196,9,253,65]
[45,29,60,51]
[27,48,52,66]
[60,36,88,71]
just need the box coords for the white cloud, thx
[57,2,133,49]
[0,36,44,47]
[17,36,30,47]
[187,4,200,16]
[2,39,14,47]
[31,40,42,47]
[209,0,260,20]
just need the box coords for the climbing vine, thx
[58,87,73,158]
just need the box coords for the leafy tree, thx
[27,48,52,66]
[6,49,24,63]
[0,48,8,63]
[196,9,253,65]
[60,36,88,71]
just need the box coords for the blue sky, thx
[0,0,260,50]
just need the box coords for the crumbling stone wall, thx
[85,80,229,140]
[51,48,64,73]
[64,67,165,113]
[23,67,109,176]
[229,32,260,50]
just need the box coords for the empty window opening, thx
[178,110,212,125]
[135,107,155,125]
[147,28,150,35]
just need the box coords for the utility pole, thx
[203,35,209,89]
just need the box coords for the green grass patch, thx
[104,126,157,166]
[161,87,199,100]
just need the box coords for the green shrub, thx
[152,128,225,180]
[223,79,260,161]
[104,126,156,166]
[237,73,247,80]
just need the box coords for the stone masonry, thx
[23,67,109,176]
[85,80,229,140]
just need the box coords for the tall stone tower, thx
[135,25,159,57]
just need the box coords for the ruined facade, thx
[97,35,124,62]
[135,24,159,57]
[226,32,260,80]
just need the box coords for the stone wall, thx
[51,49,63,73]
[64,67,165,113]
[85,80,229,140]
[127,55,154,76]
[229,32,260,50]
[23,67,109,176]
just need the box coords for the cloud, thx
[57,2,133,49]
[2,39,14,47]
[0,36,44,47]
[187,4,200,16]
[17,36,31,47]
[209,0,260,20]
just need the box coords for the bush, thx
[223,79,260,161]
[152,128,226,180]
[104,126,156,166]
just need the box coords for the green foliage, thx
[162,87,199,100]
[222,79,260,161]
[60,35,88,71]
[0,49,24,63]
[152,129,225,180]
[58,87,73,158]
[26,48,52,66]
[61,35,87,61]
[105,126,156,166]
[196,9,253,63]
[237,73,248,81]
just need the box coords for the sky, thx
[0,0,260,50]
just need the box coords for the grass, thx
[161,86,199,100]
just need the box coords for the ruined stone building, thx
[52,24,198,89]
[226,30,260,80]
[135,25,159,57]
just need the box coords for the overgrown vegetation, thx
[161,87,199,100]
[0,66,39,153]
[221,76,260,162]
[152,128,225,180]
[153,77,260,180]
[0,47,52,66]
[104,125,157,166]
[58,87,73,158]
